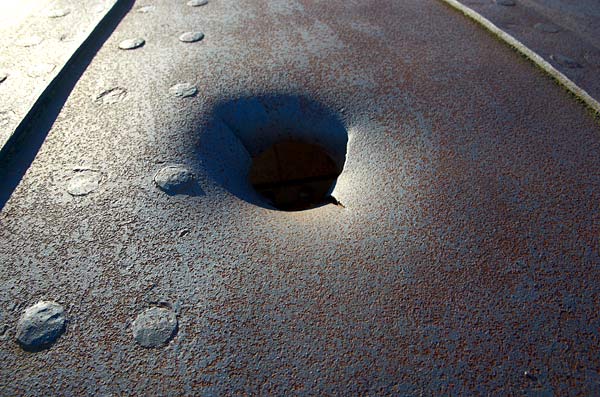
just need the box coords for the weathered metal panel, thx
[0,0,119,151]
[457,0,600,102]
[0,0,599,395]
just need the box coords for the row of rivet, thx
[15,301,177,350]
[9,1,212,352]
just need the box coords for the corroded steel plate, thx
[0,0,118,150]
[0,0,599,395]
[458,0,600,101]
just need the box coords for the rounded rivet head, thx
[550,54,582,69]
[27,63,56,77]
[154,165,195,194]
[187,0,208,6]
[95,87,127,105]
[132,307,177,348]
[179,31,204,43]
[169,83,198,98]
[46,8,70,18]
[67,170,102,196]
[583,52,600,66]
[18,35,43,47]
[534,23,560,33]
[118,37,145,50]
[16,301,66,350]
[137,5,155,13]
[0,110,15,128]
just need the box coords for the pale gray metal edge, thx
[439,0,600,118]
[0,0,121,160]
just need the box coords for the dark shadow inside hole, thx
[197,95,348,210]
[249,141,341,211]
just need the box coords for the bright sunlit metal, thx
[0,0,53,30]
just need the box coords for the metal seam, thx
[438,0,600,119]
[0,0,130,163]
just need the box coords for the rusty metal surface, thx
[0,0,118,151]
[0,0,599,395]
[459,0,600,101]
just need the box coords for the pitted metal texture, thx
[458,0,600,101]
[0,0,599,395]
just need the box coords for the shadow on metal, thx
[0,0,135,212]
[198,95,348,210]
